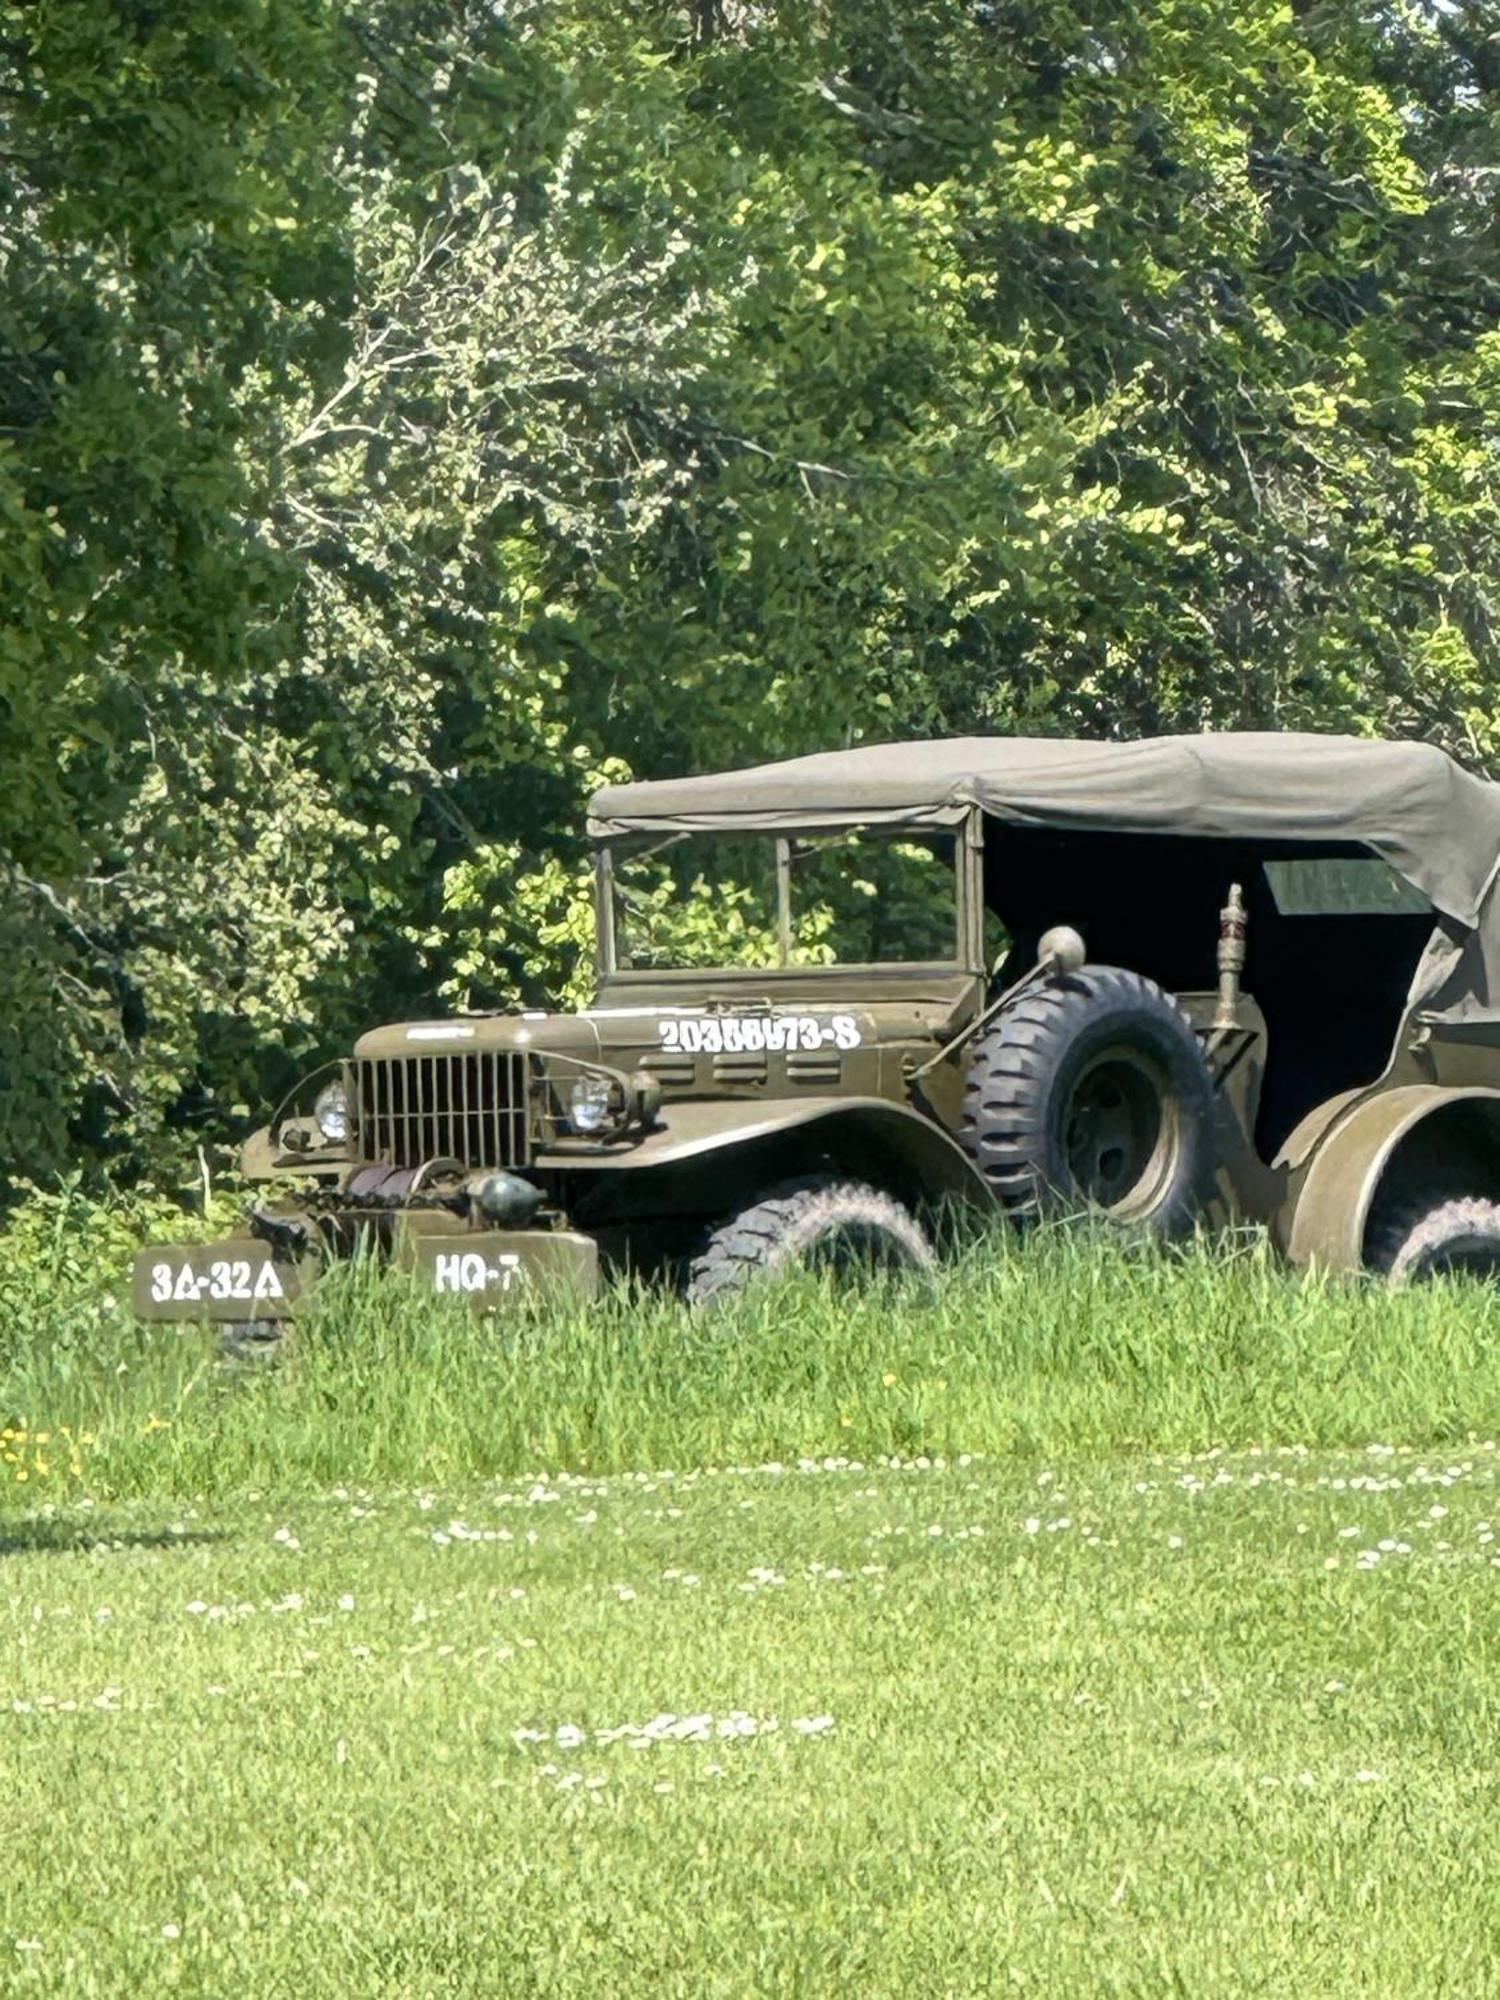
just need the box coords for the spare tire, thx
[959,966,1215,1237]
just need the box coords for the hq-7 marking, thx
[658,1014,861,1055]
[149,1259,286,1304]
[432,1251,525,1295]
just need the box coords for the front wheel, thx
[686,1177,935,1307]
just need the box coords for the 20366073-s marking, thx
[657,1013,861,1054]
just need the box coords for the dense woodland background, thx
[2,0,1498,1191]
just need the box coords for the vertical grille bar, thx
[355,1050,529,1170]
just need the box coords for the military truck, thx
[132,732,1500,1334]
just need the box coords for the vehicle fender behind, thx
[1286,1085,1500,1272]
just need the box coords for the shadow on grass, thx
[0,1517,230,1557]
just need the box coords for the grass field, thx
[6,1218,1500,1497]
[6,1211,1500,1992]
[7,1442,1500,1994]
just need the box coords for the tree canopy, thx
[2,0,1497,1186]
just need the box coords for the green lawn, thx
[7,1439,1500,1995]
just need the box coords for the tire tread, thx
[687,1177,933,1306]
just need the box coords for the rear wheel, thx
[1371,1195,1500,1283]
[686,1177,934,1307]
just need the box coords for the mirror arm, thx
[907,927,1086,1083]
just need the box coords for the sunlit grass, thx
[6,1206,1500,1990]
[3,1215,1500,1500]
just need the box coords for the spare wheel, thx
[960,966,1215,1238]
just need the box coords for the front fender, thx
[1286,1085,1500,1272]
[536,1096,994,1211]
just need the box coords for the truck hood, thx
[354,1012,604,1063]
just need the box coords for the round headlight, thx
[568,1075,613,1134]
[314,1078,350,1145]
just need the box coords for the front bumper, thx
[131,1226,599,1322]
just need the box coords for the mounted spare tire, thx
[959,966,1214,1238]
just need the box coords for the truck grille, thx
[355,1052,530,1170]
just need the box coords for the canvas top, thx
[589,732,1500,928]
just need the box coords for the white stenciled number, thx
[150,1262,173,1303]
[658,1012,863,1054]
[208,1258,257,1300]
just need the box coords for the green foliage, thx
[0,1176,242,1372]
[2,0,1497,1184]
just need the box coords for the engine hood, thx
[351,998,919,1070]
[353,1012,605,1063]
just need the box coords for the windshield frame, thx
[595,809,985,984]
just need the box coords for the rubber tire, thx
[686,1177,935,1307]
[1372,1196,1500,1283]
[959,965,1214,1237]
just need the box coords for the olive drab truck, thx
[132,732,1500,1339]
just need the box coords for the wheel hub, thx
[1063,1049,1176,1217]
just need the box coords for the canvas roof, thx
[589,732,1500,929]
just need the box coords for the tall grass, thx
[5,1192,1500,1501]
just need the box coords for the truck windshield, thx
[607,828,959,971]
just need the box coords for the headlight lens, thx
[314,1078,350,1145]
[567,1075,613,1134]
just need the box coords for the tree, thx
[1,0,1496,1189]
